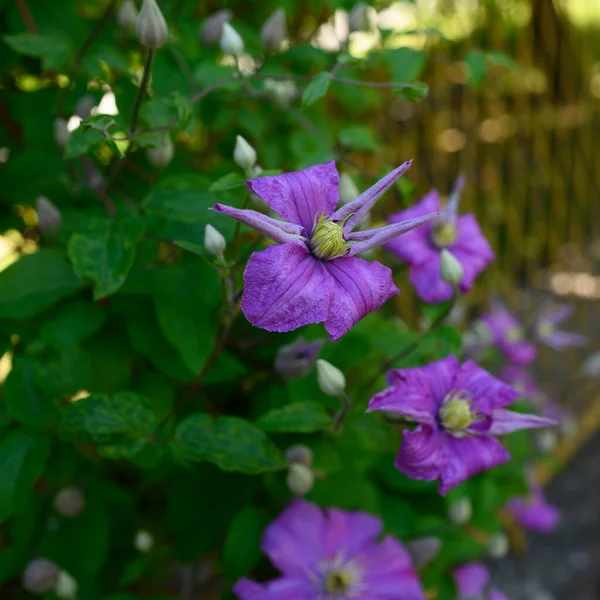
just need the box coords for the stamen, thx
[439,391,474,436]
[505,326,524,342]
[431,220,458,248]
[309,213,350,260]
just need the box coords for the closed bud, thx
[316,359,345,397]
[54,117,70,148]
[440,249,464,287]
[146,134,174,168]
[53,486,85,518]
[134,529,154,553]
[448,497,472,525]
[36,196,62,234]
[252,164,264,177]
[260,8,287,52]
[219,23,244,56]
[204,224,226,259]
[406,537,442,570]
[23,558,59,594]
[348,3,374,32]
[274,337,324,380]
[338,173,360,206]
[117,0,138,31]
[200,9,232,45]
[233,135,257,171]
[487,532,509,559]
[285,444,314,466]
[535,429,558,453]
[55,571,78,600]
[75,95,95,119]
[263,79,297,105]
[136,0,168,49]
[286,463,314,496]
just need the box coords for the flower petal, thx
[542,330,587,349]
[332,161,413,234]
[445,174,465,221]
[454,360,520,410]
[323,256,398,341]
[408,253,454,304]
[395,425,444,482]
[540,303,573,325]
[439,434,510,494]
[361,537,427,600]
[246,161,339,233]
[213,204,304,244]
[233,577,315,600]
[367,383,436,425]
[505,496,560,533]
[242,243,333,333]
[262,500,326,576]
[323,507,382,558]
[453,562,490,597]
[489,589,511,600]
[488,409,558,435]
[346,212,440,256]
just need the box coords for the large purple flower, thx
[480,300,537,366]
[213,160,438,341]
[233,500,426,600]
[384,176,494,304]
[367,356,557,494]
[505,483,560,534]
[534,302,587,349]
[453,562,509,600]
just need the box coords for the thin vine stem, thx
[130,48,156,134]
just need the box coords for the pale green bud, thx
[316,359,346,397]
[285,444,314,466]
[117,0,138,31]
[36,196,62,234]
[219,23,244,55]
[338,173,360,206]
[23,558,59,594]
[448,497,472,525]
[440,249,464,287]
[204,224,226,259]
[406,537,442,570]
[233,135,257,171]
[200,9,232,45]
[286,463,314,496]
[535,429,558,453]
[54,117,70,148]
[260,8,287,52]
[55,571,78,600]
[487,532,509,559]
[136,0,168,49]
[53,486,85,518]
[263,79,297,105]
[134,530,154,553]
[146,134,174,168]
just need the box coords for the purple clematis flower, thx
[534,302,587,349]
[213,160,439,341]
[367,356,557,494]
[453,562,509,600]
[233,499,426,600]
[384,175,494,304]
[480,300,537,366]
[505,483,560,534]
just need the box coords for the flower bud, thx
[23,558,59,594]
[134,529,154,553]
[260,8,287,52]
[55,571,78,599]
[440,249,464,287]
[535,429,558,453]
[54,117,70,148]
[75,95,95,119]
[136,0,169,49]
[406,537,442,570]
[274,337,324,380]
[487,532,509,559]
[263,79,297,105]
[285,444,314,466]
[233,135,257,171]
[348,3,370,32]
[199,9,232,45]
[36,196,62,234]
[219,23,244,56]
[53,486,85,518]
[117,0,138,31]
[316,359,346,397]
[338,173,360,206]
[146,134,174,168]
[286,463,315,496]
[204,224,226,260]
[448,497,472,525]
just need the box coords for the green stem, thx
[332,393,352,432]
[130,48,155,133]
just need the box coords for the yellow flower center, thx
[538,321,554,337]
[431,220,458,248]
[505,326,524,342]
[439,394,474,435]
[324,569,353,594]
[309,213,349,261]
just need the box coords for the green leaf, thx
[257,402,331,433]
[0,250,81,319]
[153,264,219,375]
[386,47,426,82]
[40,300,106,346]
[209,172,246,192]
[63,115,124,159]
[0,429,51,522]
[68,213,146,299]
[301,72,332,108]
[464,50,488,88]
[174,413,285,474]
[394,81,429,102]
[338,126,380,151]
[141,92,192,130]
[221,506,267,580]
[4,33,71,69]
[59,392,158,444]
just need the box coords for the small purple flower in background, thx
[213,160,439,341]
[481,299,537,366]
[505,481,560,534]
[384,175,494,304]
[233,500,426,600]
[367,356,557,494]
[534,302,587,349]
[453,562,509,600]
[499,365,541,401]
[274,337,324,380]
